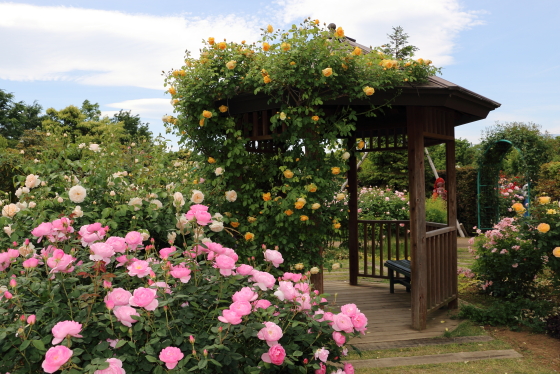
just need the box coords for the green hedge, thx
[534,161,560,201]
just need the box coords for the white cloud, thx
[0,3,262,89]
[277,0,483,65]
[102,98,173,120]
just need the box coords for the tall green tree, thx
[111,109,152,140]
[381,26,419,60]
[0,89,43,146]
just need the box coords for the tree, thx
[381,26,419,60]
[0,89,43,146]
[111,109,152,140]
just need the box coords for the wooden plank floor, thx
[324,281,460,348]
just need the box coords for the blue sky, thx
[1,0,559,145]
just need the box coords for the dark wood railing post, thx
[446,125,459,309]
[348,139,359,286]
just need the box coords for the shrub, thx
[534,162,560,202]
[425,197,447,224]
[357,186,408,220]
[0,206,364,373]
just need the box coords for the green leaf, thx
[145,355,158,362]
[31,339,46,351]
[19,340,31,351]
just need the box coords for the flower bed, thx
[0,204,365,373]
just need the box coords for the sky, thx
[1,0,559,146]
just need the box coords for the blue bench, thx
[384,259,411,293]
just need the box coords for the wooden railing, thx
[356,220,457,311]
[357,220,410,278]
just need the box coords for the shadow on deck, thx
[324,281,460,349]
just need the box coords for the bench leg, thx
[405,277,411,292]
[388,269,395,293]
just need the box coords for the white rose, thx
[2,204,20,218]
[310,267,320,274]
[22,187,30,194]
[332,263,340,270]
[128,197,143,211]
[15,188,23,198]
[176,216,189,231]
[40,181,47,187]
[110,191,116,196]
[68,185,87,203]
[34,159,39,163]
[191,190,204,204]
[16,202,27,210]
[167,232,177,245]
[174,161,182,167]
[72,205,84,218]
[215,167,224,176]
[150,199,163,210]
[57,197,64,203]
[89,143,100,152]
[131,142,136,147]
[213,213,223,220]
[3,225,13,237]
[225,190,237,202]
[279,112,287,120]
[28,201,36,209]
[342,152,350,160]
[25,174,41,189]
[140,230,150,241]
[78,143,86,149]
[209,221,224,232]
[173,192,185,207]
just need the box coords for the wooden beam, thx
[348,138,359,286]
[445,125,459,309]
[407,107,427,330]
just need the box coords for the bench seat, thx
[384,259,411,293]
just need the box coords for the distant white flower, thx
[342,152,350,160]
[15,188,23,198]
[139,230,150,241]
[3,224,14,237]
[89,143,100,152]
[150,199,162,210]
[310,267,320,274]
[69,185,87,203]
[57,197,64,203]
[336,193,345,201]
[173,192,185,207]
[191,190,204,204]
[28,201,36,209]
[167,232,177,244]
[225,190,237,202]
[128,197,142,211]
[215,167,224,176]
[16,202,27,210]
[110,191,116,196]
[78,143,86,149]
[209,221,224,232]
[332,263,340,270]
[72,205,84,218]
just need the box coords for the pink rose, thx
[332,313,354,333]
[230,301,252,316]
[129,287,158,311]
[170,264,192,283]
[206,242,226,255]
[23,258,39,268]
[214,254,236,276]
[314,347,329,363]
[127,260,152,278]
[235,264,254,275]
[159,346,184,370]
[263,249,284,268]
[341,303,359,317]
[106,288,133,306]
[185,204,212,226]
[105,237,127,253]
[232,287,258,302]
[159,247,176,260]
[42,346,73,373]
[344,362,355,374]
[90,242,115,263]
[250,270,276,290]
[113,305,140,327]
[0,252,10,271]
[94,358,125,374]
[315,362,326,374]
[223,247,239,262]
[261,344,286,365]
[257,321,283,347]
[27,314,36,324]
[79,223,108,246]
[332,331,346,347]
[51,320,83,345]
[253,299,272,310]
[275,281,296,301]
[351,312,368,333]
[295,292,312,311]
[124,231,143,251]
[282,272,303,282]
[31,222,53,242]
[46,249,75,274]
[217,309,242,325]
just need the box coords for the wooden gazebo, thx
[227,36,500,330]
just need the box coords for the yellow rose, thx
[425,59,432,65]
[363,86,375,96]
[512,202,525,213]
[283,170,294,178]
[247,217,257,223]
[230,221,240,228]
[267,24,273,33]
[313,19,320,25]
[290,61,296,65]
[202,110,212,119]
[285,209,293,216]
[279,112,287,120]
[168,87,177,95]
[226,60,237,69]
[537,223,550,233]
[322,67,333,77]
[219,105,228,113]
[218,42,227,50]
[294,201,305,209]
[539,196,551,204]
[335,27,344,38]
[417,58,425,64]
[281,42,291,52]
[199,119,205,127]
[333,223,341,229]
[307,183,317,193]
[263,75,271,84]
[244,232,255,241]
[263,42,270,51]
[208,37,215,45]
[352,47,362,56]
[381,59,397,69]
[311,116,319,121]
[208,157,216,164]
[547,209,557,215]
[331,167,341,175]
[311,203,321,210]
[357,140,365,149]
[300,215,309,221]
[336,193,345,201]
[295,263,304,270]
[553,247,560,258]
[262,192,271,201]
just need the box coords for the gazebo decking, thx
[324,281,460,348]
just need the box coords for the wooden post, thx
[445,125,459,309]
[348,138,359,286]
[407,107,427,330]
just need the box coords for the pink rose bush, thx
[0,205,366,373]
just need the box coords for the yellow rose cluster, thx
[539,196,551,204]
[294,198,306,209]
[537,223,550,233]
[283,170,294,178]
[244,232,255,241]
[262,192,271,201]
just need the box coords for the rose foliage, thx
[163,19,439,269]
[0,204,365,373]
